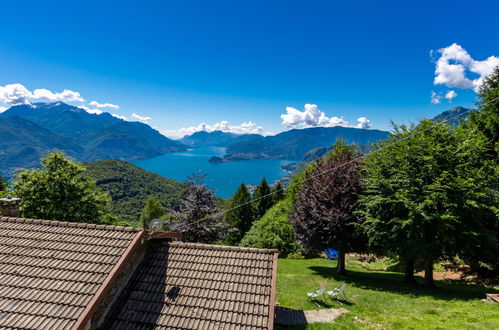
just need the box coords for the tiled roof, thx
[0,217,143,330]
[102,242,278,330]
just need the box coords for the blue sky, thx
[1,0,498,138]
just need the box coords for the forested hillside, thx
[83,159,187,222]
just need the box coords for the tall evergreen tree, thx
[225,183,255,245]
[13,150,110,223]
[0,177,7,191]
[140,196,166,229]
[360,120,497,286]
[253,177,273,219]
[470,66,499,158]
[271,182,285,205]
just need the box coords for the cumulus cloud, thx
[354,117,372,129]
[0,83,32,105]
[163,121,273,139]
[32,88,84,102]
[111,113,128,120]
[280,104,371,130]
[132,113,152,123]
[0,83,85,106]
[433,43,499,92]
[431,91,441,104]
[89,100,119,109]
[78,105,103,115]
[444,90,458,102]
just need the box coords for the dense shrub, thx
[240,200,300,257]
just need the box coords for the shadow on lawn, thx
[308,265,499,301]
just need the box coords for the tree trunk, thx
[424,258,435,287]
[336,250,346,275]
[404,258,416,284]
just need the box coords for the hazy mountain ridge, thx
[0,102,186,176]
[431,106,470,126]
[179,130,263,147]
[224,126,391,160]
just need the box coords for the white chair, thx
[307,286,327,306]
[326,283,348,303]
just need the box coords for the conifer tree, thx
[271,182,285,205]
[253,177,273,219]
[140,196,166,229]
[225,183,254,245]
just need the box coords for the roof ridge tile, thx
[166,241,278,254]
[0,216,143,232]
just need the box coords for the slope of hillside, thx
[432,106,470,126]
[0,102,187,174]
[83,159,187,222]
[225,126,390,160]
[0,116,83,177]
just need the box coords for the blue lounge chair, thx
[325,248,339,260]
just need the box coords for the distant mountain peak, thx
[432,106,470,126]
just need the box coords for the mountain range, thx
[0,102,185,176]
[0,102,468,178]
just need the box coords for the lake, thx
[133,146,293,198]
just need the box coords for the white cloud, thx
[431,91,441,104]
[78,105,103,115]
[132,113,151,123]
[32,88,84,102]
[0,106,8,113]
[111,113,128,120]
[444,90,458,102]
[433,43,499,92]
[280,104,371,130]
[89,100,119,109]
[0,83,85,106]
[162,120,273,139]
[354,117,372,129]
[0,83,32,105]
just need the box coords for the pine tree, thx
[225,183,255,245]
[271,182,285,205]
[253,178,273,219]
[140,196,166,229]
[0,177,7,191]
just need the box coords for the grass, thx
[276,256,499,329]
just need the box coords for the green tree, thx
[271,182,285,205]
[0,177,7,191]
[240,199,300,257]
[360,120,498,286]
[470,66,499,157]
[140,196,166,229]
[253,177,273,219]
[290,141,366,275]
[225,183,255,244]
[13,150,110,223]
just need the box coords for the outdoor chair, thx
[326,283,348,303]
[325,248,339,260]
[306,286,327,307]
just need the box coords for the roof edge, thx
[72,229,146,330]
[267,252,279,330]
[0,216,143,232]
[167,241,278,254]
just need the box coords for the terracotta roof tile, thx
[0,217,143,329]
[102,242,278,329]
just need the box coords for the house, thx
[0,216,278,329]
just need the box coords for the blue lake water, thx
[133,146,293,199]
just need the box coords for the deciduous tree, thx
[13,150,110,223]
[360,120,497,286]
[140,196,166,229]
[290,141,366,275]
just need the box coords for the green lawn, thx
[276,256,499,329]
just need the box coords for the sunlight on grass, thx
[276,256,499,329]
